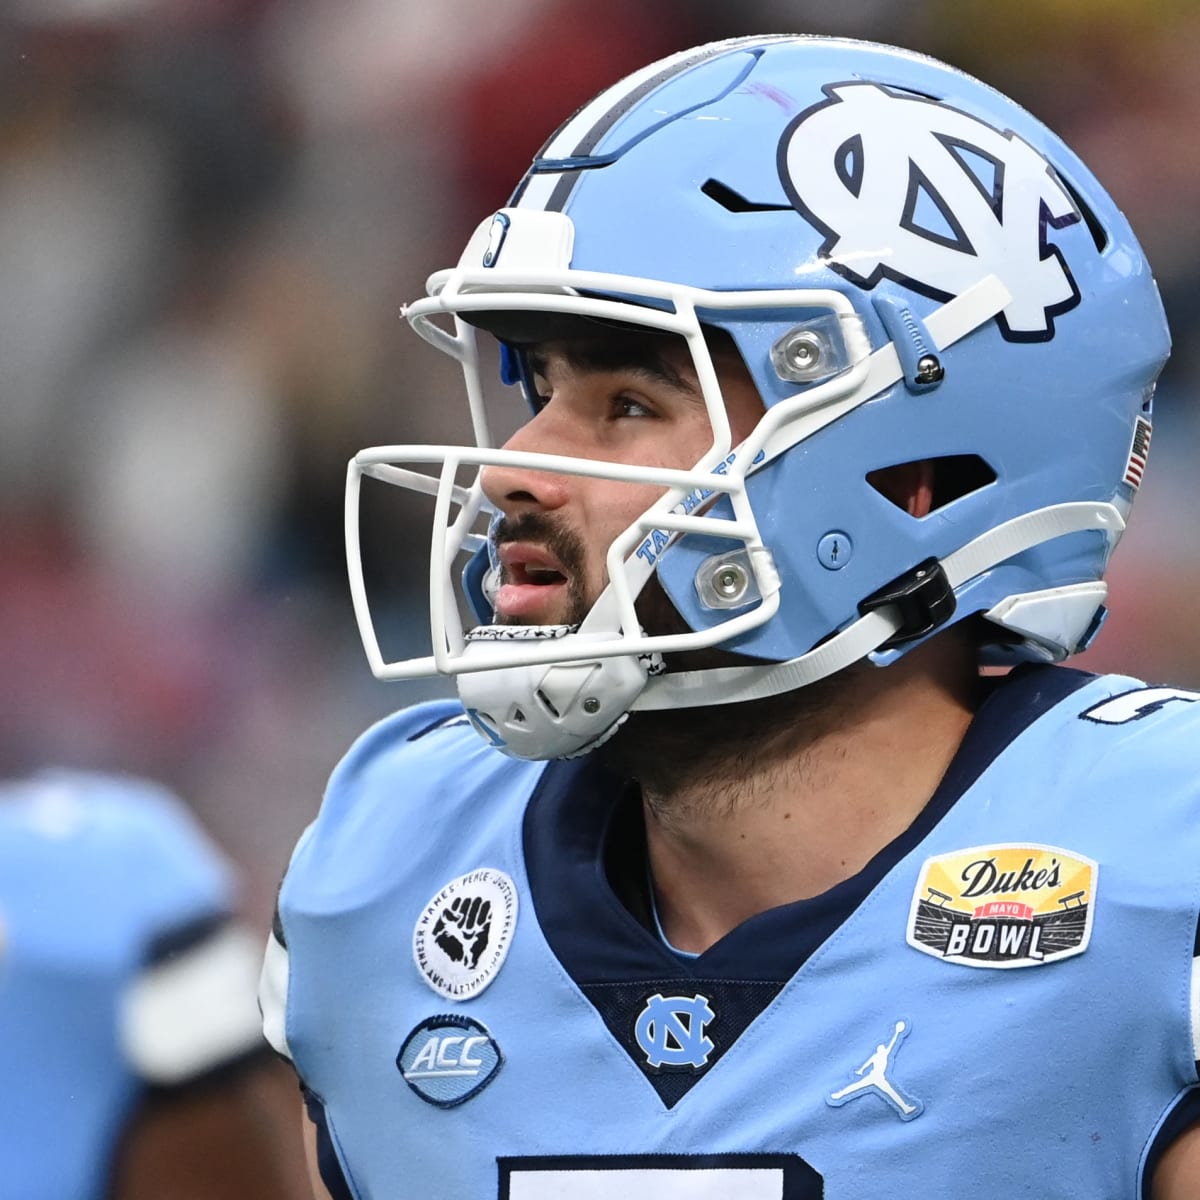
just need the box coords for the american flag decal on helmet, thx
[1123,416,1152,488]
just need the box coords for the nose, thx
[479,408,574,516]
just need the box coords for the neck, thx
[600,634,981,954]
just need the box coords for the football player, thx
[0,769,306,1199]
[261,36,1200,1198]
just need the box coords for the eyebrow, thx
[526,342,699,396]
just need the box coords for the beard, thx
[488,511,868,799]
[598,572,872,805]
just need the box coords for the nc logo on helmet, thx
[779,81,1083,342]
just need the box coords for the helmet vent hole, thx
[868,454,996,514]
[701,178,790,214]
[1056,172,1109,253]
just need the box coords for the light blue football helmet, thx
[346,35,1170,759]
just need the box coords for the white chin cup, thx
[455,626,658,760]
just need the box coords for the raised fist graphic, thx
[431,894,492,969]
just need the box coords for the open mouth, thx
[509,562,567,587]
[494,544,572,621]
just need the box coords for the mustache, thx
[491,512,588,579]
[489,512,590,625]
[488,511,692,642]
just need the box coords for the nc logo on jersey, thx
[779,81,1083,342]
[634,993,715,1070]
[397,1014,503,1108]
[413,868,518,1001]
[907,843,1097,968]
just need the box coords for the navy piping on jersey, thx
[303,1085,356,1200]
[1144,1089,1200,1199]
[523,664,1105,1107]
[523,664,1101,990]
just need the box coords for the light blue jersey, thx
[0,770,266,1200]
[266,667,1200,1199]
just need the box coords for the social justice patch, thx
[413,868,518,1000]
[907,843,1097,968]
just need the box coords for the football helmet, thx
[346,36,1170,759]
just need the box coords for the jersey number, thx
[499,1154,823,1198]
[1081,686,1200,725]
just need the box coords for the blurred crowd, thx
[2,0,1198,927]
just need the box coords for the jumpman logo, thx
[827,1019,924,1121]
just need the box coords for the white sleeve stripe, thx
[258,930,292,1061]
[1191,956,1200,1065]
[120,922,267,1086]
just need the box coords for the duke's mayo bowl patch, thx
[907,843,1097,968]
[413,868,518,1000]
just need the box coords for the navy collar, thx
[523,664,1097,987]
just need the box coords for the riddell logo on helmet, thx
[779,81,1084,342]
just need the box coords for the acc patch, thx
[397,1014,503,1108]
[413,868,518,1000]
[907,843,1097,968]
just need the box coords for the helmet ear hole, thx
[867,455,997,516]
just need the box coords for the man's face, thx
[479,332,765,627]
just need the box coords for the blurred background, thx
[2,0,1198,929]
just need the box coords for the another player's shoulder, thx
[0,771,262,1090]
[0,769,233,923]
[0,768,207,849]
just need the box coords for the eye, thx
[612,394,656,419]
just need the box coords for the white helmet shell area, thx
[346,35,1170,760]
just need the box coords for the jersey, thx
[0,770,267,1200]
[264,666,1200,1199]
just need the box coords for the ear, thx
[867,460,936,517]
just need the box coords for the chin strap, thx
[451,274,1119,759]
[456,625,664,761]
[633,500,1125,712]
